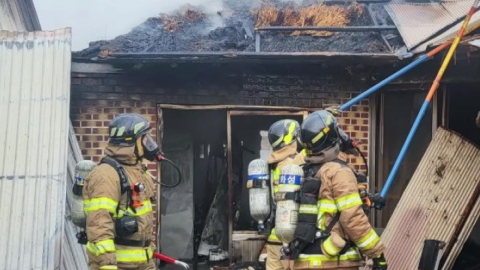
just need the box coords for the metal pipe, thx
[338,42,449,111]
[255,26,396,32]
[380,0,480,199]
[339,20,480,112]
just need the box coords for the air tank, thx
[275,164,304,244]
[71,160,97,228]
[247,159,271,232]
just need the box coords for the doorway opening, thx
[160,108,228,270]
[228,111,306,263]
[159,106,308,270]
[375,90,433,227]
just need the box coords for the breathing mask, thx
[142,134,161,162]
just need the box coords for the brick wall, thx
[70,69,370,172]
[70,68,370,244]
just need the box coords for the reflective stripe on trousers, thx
[116,247,154,263]
[298,248,361,266]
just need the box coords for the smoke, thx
[33,0,226,51]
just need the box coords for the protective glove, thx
[372,253,388,270]
[281,239,309,260]
[372,193,386,210]
[325,106,340,116]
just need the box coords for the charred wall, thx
[70,63,372,248]
[70,65,371,172]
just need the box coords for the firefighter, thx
[260,119,303,270]
[83,113,158,270]
[287,110,387,270]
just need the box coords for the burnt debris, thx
[74,0,403,58]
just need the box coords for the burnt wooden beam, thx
[255,26,397,32]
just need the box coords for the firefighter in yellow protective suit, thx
[83,113,158,270]
[284,110,387,270]
[258,119,304,270]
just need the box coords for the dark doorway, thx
[160,108,227,269]
[445,84,480,270]
[376,90,433,227]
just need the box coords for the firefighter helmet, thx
[108,113,151,146]
[301,110,340,156]
[268,119,301,151]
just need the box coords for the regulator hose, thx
[355,146,368,177]
[157,156,182,188]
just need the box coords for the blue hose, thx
[380,100,431,198]
[339,54,429,111]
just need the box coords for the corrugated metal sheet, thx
[0,28,72,270]
[0,0,41,32]
[381,127,480,270]
[62,122,88,270]
[442,193,480,269]
[385,0,480,53]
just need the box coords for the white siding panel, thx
[0,0,41,32]
[0,28,71,270]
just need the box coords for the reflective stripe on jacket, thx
[83,145,156,267]
[295,155,385,269]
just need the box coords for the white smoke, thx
[33,0,322,51]
[33,0,224,51]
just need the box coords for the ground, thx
[74,0,404,58]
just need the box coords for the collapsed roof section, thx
[74,0,404,59]
[385,0,480,55]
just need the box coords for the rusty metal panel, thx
[0,28,72,269]
[385,0,480,53]
[381,127,480,270]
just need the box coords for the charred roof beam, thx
[366,4,394,53]
[254,25,397,52]
[254,25,396,32]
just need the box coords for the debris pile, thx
[73,0,403,58]
[253,3,363,37]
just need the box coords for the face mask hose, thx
[355,146,368,177]
[156,154,182,188]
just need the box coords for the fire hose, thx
[154,252,190,269]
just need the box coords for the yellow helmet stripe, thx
[283,122,296,144]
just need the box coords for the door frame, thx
[157,104,311,262]
[226,109,309,262]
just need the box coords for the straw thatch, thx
[254,3,364,37]
[160,6,206,32]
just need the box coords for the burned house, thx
[70,0,480,269]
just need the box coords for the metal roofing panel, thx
[62,122,88,270]
[0,0,41,32]
[442,194,480,269]
[381,127,480,270]
[413,12,480,53]
[0,28,72,270]
[385,0,480,52]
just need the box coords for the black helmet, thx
[301,110,340,155]
[108,113,151,146]
[268,119,300,151]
